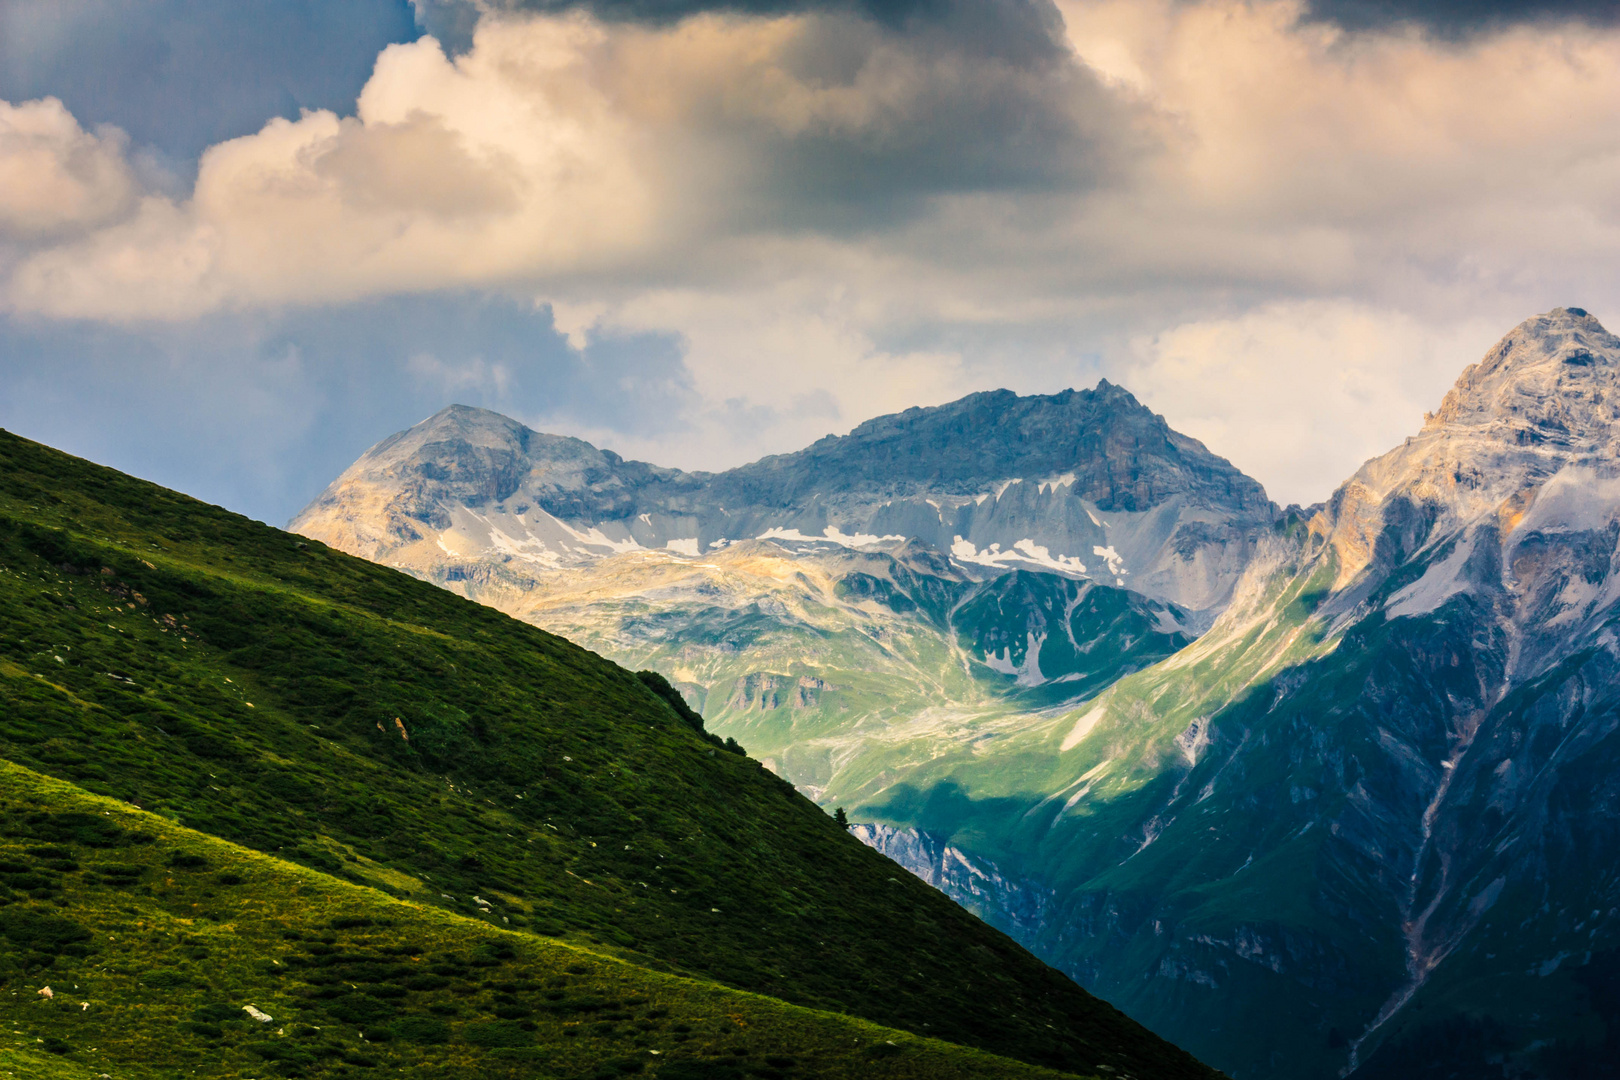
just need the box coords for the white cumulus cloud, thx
[0,97,136,240]
[1129,301,1503,506]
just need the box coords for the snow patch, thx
[555,516,644,554]
[1092,545,1128,576]
[988,479,1023,501]
[756,526,906,547]
[946,847,988,879]
[1061,784,1094,812]
[1079,758,1113,783]
[665,538,701,557]
[951,536,1087,575]
[1516,467,1620,535]
[984,631,1048,686]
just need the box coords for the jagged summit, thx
[1315,309,1620,588]
[722,381,1272,516]
[1263,305,1620,706]
[296,382,1279,617]
[356,383,1273,518]
[1425,307,1620,450]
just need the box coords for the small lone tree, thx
[834,807,850,830]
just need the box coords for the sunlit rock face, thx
[1318,306,1620,601]
[842,309,1620,1080]
[291,383,1277,623]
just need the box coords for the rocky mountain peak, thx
[723,381,1273,517]
[1314,309,1620,593]
[1424,308,1620,453]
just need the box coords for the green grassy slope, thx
[0,429,1217,1080]
[0,759,1078,1080]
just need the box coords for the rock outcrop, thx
[851,822,1058,951]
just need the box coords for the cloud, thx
[4,21,657,318]
[1052,0,1620,304]
[5,0,1620,511]
[416,0,1065,38]
[0,0,420,164]
[0,97,136,239]
[423,0,1620,37]
[0,4,1133,319]
[1128,301,1501,506]
[15,0,1616,326]
[1302,0,1620,34]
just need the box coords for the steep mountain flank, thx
[850,309,1620,1079]
[0,429,1221,1080]
[292,384,1276,619]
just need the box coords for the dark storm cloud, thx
[418,0,1620,46]
[0,294,694,527]
[697,0,1128,229]
[422,0,1051,33]
[1304,0,1620,33]
[415,0,1069,59]
[0,0,420,165]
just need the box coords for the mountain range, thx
[0,428,1215,1080]
[294,305,1620,1080]
[292,381,1275,623]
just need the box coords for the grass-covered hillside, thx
[0,759,1081,1080]
[0,429,1218,1080]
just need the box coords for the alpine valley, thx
[293,307,1620,1080]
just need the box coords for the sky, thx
[1,0,1617,524]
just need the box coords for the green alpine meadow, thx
[0,426,1219,1080]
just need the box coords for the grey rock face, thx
[292,382,1277,619]
[851,822,1058,949]
[712,383,1274,515]
[869,309,1620,1080]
